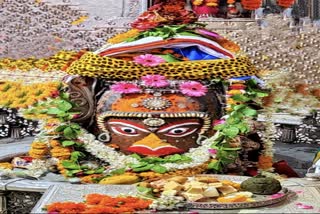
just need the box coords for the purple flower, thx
[208,149,218,155]
[110,82,141,94]
[141,75,169,88]
[179,81,208,97]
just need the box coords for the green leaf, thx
[62,140,76,147]
[235,123,249,133]
[232,94,251,102]
[226,117,241,125]
[208,160,221,171]
[166,154,182,162]
[60,92,70,100]
[256,92,269,97]
[130,153,142,160]
[157,54,180,62]
[61,160,80,170]
[110,168,125,175]
[94,167,105,174]
[223,127,239,138]
[70,151,85,162]
[55,125,68,132]
[132,164,154,172]
[63,127,77,139]
[233,104,247,111]
[242,107,257,117]
[70,169,82,174]
[221,147,241,151]
[130,162,148,169]
[47,108,64,115]
[84,170,96,175]
[213,124,226,131]
[151,165,167,174]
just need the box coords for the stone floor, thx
[1,137,319,177]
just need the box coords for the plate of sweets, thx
[138,174,293,210]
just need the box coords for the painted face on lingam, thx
[96,76,222,157]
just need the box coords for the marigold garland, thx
[277,0,296,8]
[241,0,262,10]
[0,81,60,109]
[46,194,153,214]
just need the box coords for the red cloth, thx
[245,160,300,178]
[273,160,300,178]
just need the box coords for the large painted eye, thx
[157,121,200,138]
[164,127,198,137]
[108,120,150,137]
[110,126,139,136]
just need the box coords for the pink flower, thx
[179,81,208,97]
[208,149,217,155]
[133,54,166,67]
[213,119,225,126]
[141,75,169,88]
[296,203,314,209]
[110,82,141,94]
[268,193,285,199]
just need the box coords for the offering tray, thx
[187,175,292,210]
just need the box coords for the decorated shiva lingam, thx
[0,0,267,184]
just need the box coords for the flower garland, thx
[241,0,262,10]
[277,0,296,8]
[80,130,212,171]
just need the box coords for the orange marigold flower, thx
[258,155,273,170]
[46,202,86,213]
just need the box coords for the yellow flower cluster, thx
[29,141,49,159]
[0,81,60,109]
[0,162,13,170]
[206,0,219,7]
[50,139,71,160]
[192,0,203,6]
[107,29,140,44]
[0,50,78,72]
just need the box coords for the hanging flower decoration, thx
[110,82,141,94]
[133,54,166,67]
[131,1,197,31]
[179,81,208,97]
[277,0,295,8]
[241,0,262,10]
[141,75,169,88]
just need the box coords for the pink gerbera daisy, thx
[141,75,169,88]
[110,82,141,94]
[179,81,208,97]
[133,54,166,67]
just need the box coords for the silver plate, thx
[187,175,294,210]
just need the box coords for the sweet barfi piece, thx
[163,181,183,191]
[181,193,204,202]
[217,185,238,196]
[167,176,188,184]
[203,186,220,197]
[208,182,223,188]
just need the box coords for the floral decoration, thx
[295,202,314,210]
[131,0,197,31]
[241,0,262,10]
[141,74,169,88]
[110,82,141,94]
[179,81,208,97]
[46,194,152,213]
[133,54,166,67]
[0,81,61,109]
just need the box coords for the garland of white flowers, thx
[79,129,214,171]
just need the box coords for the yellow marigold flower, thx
[107,29,140,44]
[193,0,203,6]
[206,2,218,6]
[0,162,13,170]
